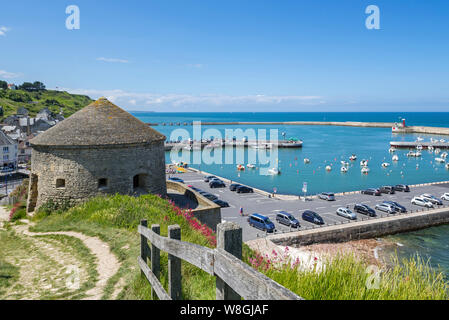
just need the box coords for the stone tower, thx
[27,97,166,212]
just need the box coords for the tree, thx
[0,80,7,90]
[33,81,46,91]
[19,81,46,92]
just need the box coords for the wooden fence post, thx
[168,224,182,300]
[151,224,160,300]
[140,219,149,278]
[216,222,242,300]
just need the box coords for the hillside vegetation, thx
[0,88,93,119]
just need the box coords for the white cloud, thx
[60,87,325,111]
[96,57,129,63]
[0,69,22,79]
[0,26,10,36]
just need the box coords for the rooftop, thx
[30,97,166,147]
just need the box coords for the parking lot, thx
[168,171,449,241]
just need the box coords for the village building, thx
[0,130,18,170]
[27,97,167,212]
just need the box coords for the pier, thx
[390,141,449,149]
[164,139,303,151]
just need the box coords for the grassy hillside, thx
[0,89,93,119]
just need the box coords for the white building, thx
[0,130,18,169]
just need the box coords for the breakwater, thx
[151,121,449,136]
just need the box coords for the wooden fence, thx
[138,220,302,300]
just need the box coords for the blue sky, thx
[1,0,448,112]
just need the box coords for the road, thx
[169,171,449,241]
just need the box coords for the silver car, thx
[441,193,449,201]
[336,207,357,220]
[319,192,336,201]
[375,203,396,214]
[411,196,434,208]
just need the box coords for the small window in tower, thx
[56,179,65,189]
[98,178,108,189]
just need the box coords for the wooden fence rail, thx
[138,220,302,300]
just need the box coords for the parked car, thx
[213,199,230,208]
[375,203,397,214]
[229,183,242,191]
[203,175,217,182]
[379,186,395,194]
[168,177,184,183]
[361,188,381,196]
[236,186,254,193]
[198,191,218,201]
[302,210,325,225]
[187,185,201,192]
[383,201,407,213]
[354,204,376,217]
[276,211,300,228]
[411,196,434,208]
[394,184,410,192]
[209,180,226,188]
[336,207,357,220]
[247,214,276,232]
[420,194,443,206]
[441,193,449,201]
[318,192,335,201]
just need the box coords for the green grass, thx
[0,89,93,119]
[28,193,449,300]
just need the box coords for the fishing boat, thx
[392,155,399,161]
[407,151,421,157]
[417,137,424,142]
[325,165,332,172]
[361,167,370,174]
[268,168,281,175]
[340,166,348,173]
[441,152,448,159]
[446,163,449,170]
[349,154,357,161]
[341,161,349,167]
[360,160,369,167]
[246,164,256,169]
[382,162,390,168]
[428,146,435,152]
[389,147,396,153]
[237,164,245,171]
[435,157,446,163]
[304,158,310,164]
[435,148,441,155]
[416,145,423,151]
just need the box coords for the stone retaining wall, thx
[166,180,222,230]
[268,207,449,246]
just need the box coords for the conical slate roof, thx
[30,98,166,147]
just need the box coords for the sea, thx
[132,111,449,275]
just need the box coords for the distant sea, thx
[132,111,449,276]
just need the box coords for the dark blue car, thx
[302,210,325,225]
[248,213,276,232]
[168,177,184,183]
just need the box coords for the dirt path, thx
[12,222,121,300]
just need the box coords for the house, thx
[7,84,16,90]
[0,130,18,169]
